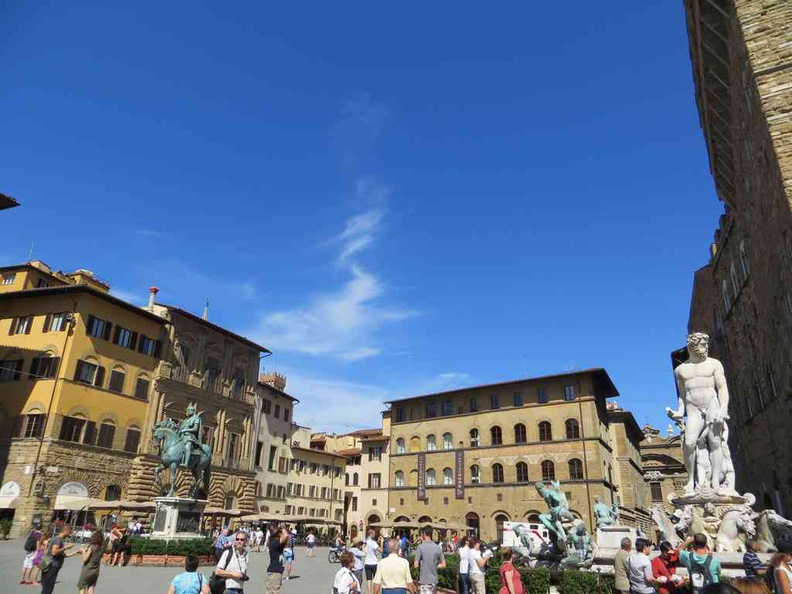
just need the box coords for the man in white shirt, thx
[215,530,250,594]
[364,530,381,594]
[457,537,470,594]
[467,539,491,594]
[627,538,660,594]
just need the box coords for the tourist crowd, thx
[613,533,792,594]
[18,518,792,594]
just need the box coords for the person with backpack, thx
[212,530,249,594]
[20,522,42,585]
[40,523,76,594]
[167,554,210,594]
[679,533,723,593]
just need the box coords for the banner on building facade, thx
[455,450,465,499]
[417,452,426,500]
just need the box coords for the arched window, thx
[396,438,406,454]
[427,434,436,451]
[108,365,126,393]
[492,463,504,484]
[722,279,732,310]
[410,436,421,452]
[514,423,527,444]
[495,513,509,543]
[730,262,740,296]
[470,465,481,484]
[395,470,404,487]
[409,470,418,487]
[426,468,437,486]
[565,419,580,439]
[490,426,502,446]
[538,421,552,442]
[133,373,151,400]
[442,432,453,450]
[96,421,115,449]
[516,462,529,483]
[443,467,453,485]
[353,472,359,486]
[124,426,141,453]
[541,460,556,481]
[568,458,584,480]
[469,429,479,447]
[739,240,750,280]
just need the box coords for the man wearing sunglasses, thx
[216,531,250,594]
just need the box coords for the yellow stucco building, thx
[0,261,270,536]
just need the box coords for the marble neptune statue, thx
[666,332,731,495]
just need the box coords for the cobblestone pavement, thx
[0,540,347,594]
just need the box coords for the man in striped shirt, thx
[743,539,766,578]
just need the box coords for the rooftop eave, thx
[686,0,737,210]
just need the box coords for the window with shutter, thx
[75,360,98,384]
[124,428,141,453]
[20,414,45,438]
[134,377,150,399]
[60,416,86,442]
[83,421,97,445]
[97,423,115,448]
[108,370,125,393]
[31,356,58,379]
[94,366,105,388]
[10,316,32,335]
[0,359,23,381]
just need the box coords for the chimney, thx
[202,299,209,321]
[148,286,159,309]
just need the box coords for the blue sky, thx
[1,2,723,432]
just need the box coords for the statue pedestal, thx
[150,497,207,540]
[596,525,636,550]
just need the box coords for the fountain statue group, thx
[534,480,594,568]
[152,403,211,499]
[650,333,792,553]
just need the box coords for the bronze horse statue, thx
[152,421,211,498]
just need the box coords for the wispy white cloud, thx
[280,369,475,433]
[110,287,146,306]
[254,179,415,362]
[436,372,470,381]
[281,369,391,432]
[261,264,415,362]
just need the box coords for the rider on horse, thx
[179,403,203,467]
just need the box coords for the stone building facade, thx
[385,369,652,540]
[253,373,298,516]
[640,425,687,514]
[284,427,346,524]
[683,0,792,514]
[314,420,392,540]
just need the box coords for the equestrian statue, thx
[152,403,211,499]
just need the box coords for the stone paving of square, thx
[0,540,344,594]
